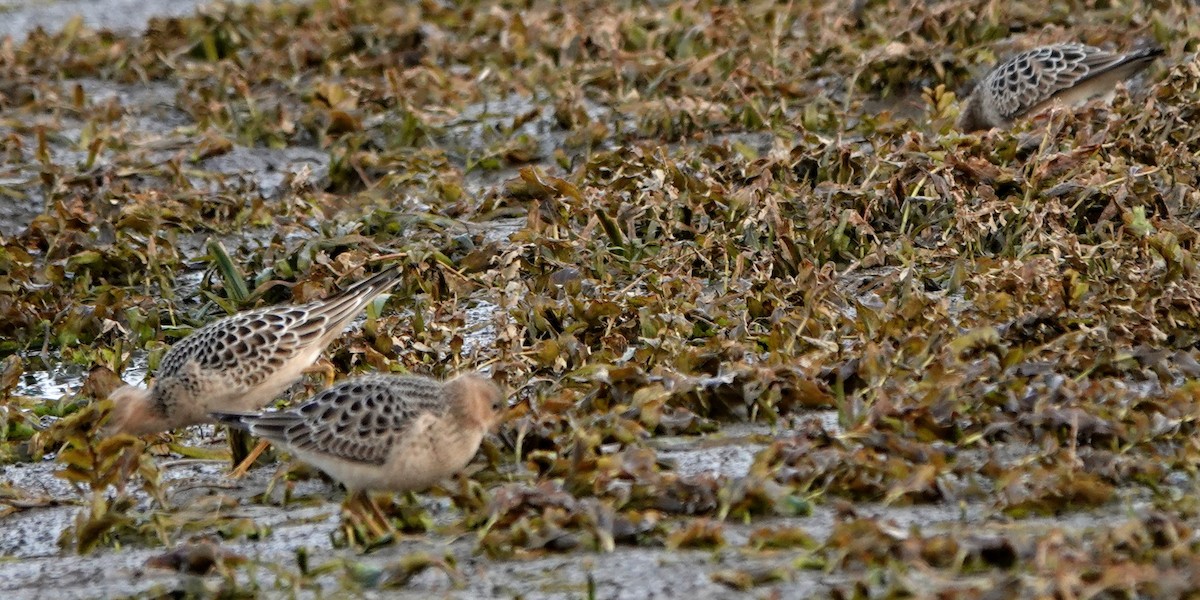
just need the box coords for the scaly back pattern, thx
[149,264,402,417]
[227,374,450,465]
[984,43,1130,121]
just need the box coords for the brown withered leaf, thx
[145,539,246,575]
[711,565,791,590]
[0,355,21,394]
[79,366,125,400]
[191,130,232,161]
[665,518,725,550]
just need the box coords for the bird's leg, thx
[303,360,337,388]
[229,439,271,478]
[228,427,253,463]
[365,492,395,536]
[343,490,394,545]
[341,491,365,546]
[232,362,333,479]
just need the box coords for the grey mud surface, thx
[0,0,237,41]
[1,441,1168,599]
[0,2,1177,599]
[1,409,1171,598]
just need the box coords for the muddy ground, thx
[3,0,1200,599]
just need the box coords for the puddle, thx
[14,353,149,400]
[460,300,500,358]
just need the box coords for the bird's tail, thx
[320,262,403,316]
[210,411,257,432]
[1129,44,1166,61]
[210,409,298,444]
[299,262,404,338]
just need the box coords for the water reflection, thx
[14,354,149,400]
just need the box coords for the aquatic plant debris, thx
[0,0,1199,597]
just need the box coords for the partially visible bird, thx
[211,372,505,539]
[957,42,1163,132]
[102,264,403,439]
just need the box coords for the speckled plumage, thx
[958,43,1163,131]
[211,373,505,492]
[104,265,402,436]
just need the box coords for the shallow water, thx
[14,354,148,401]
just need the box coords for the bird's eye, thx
[492,399,503,411]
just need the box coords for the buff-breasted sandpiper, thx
[212,372,504,537]
[957,42,1163,131]
[103,264,403,456]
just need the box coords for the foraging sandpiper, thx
[212,372,505,537]
[103,264,402,442]
[957,42,1163,131]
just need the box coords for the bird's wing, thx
[216,375,443,465]
[986,44,1122,120]
[156,264,402,389]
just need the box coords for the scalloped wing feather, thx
[985,43,1160,122]
[224,374,448,466]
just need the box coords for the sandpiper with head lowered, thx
[103,263,403,471]
[211,372,505,539]
[957,42,1163,132]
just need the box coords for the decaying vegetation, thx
[3,0,1200,596]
